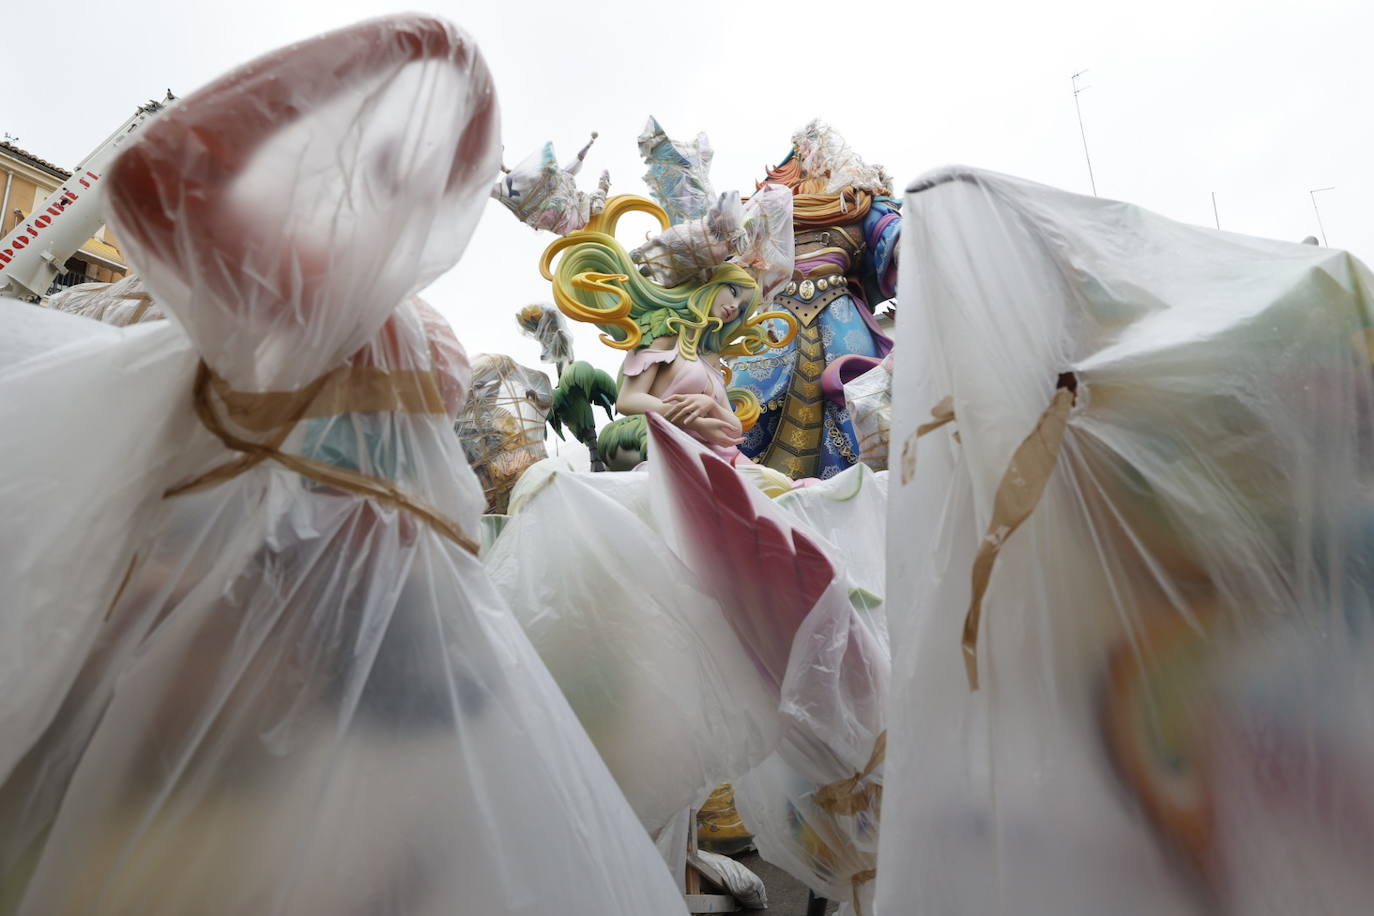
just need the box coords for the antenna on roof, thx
[1309,186,1335,246]
[1071,70,1097,197]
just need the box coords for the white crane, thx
[0,93,172,302]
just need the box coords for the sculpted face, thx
[710,282,750,324]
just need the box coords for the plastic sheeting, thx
[515,302,575,368]
[454,352,552,514]
[730,466,889,912]
[843,356,893,472]
[629,185,795,297]
[789,120,892,198]
[638,116,715,226]
[486,432,892,911]
[492,136,610,235]
[648,414,889,914]
[485,468,780,832]
[46,273,164,326]
[0,16,687,916]
[879,166,1374,915]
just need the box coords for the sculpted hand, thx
[662,392,719,426]
[692,417,745,448]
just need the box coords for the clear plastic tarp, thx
[0,16,686,915]
[46,273,164,326]
[648,415,889,914]
[879,166,1374,915]
[454,353,552,514]
[485,466,780,832]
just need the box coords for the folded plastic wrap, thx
[454,353,552,514]
[775,464,888,611]
[46,273,164,326]
[0,17,687,916]
[515,302,575,368]
[789,120,892,197]
[647,414,889,914]
[492,136,610,235]
[485,469,780,832]
[630,191,743,288]
[638,116,715,226]
[723,469,887,913]
[736,184,796,300]
[629,186,795,296]
[878,166,1374,915]
[842,356,892,472]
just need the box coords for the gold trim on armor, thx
[760,323,827,478]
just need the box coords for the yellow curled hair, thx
[727,387,762,432]
[540,230,640,350]
[721,308,798,358]
[541,194,796,379]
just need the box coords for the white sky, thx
[8,0,1372,386]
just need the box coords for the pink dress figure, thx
[616,280,756,464]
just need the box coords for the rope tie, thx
[167,360,479,556]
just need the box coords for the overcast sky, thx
[9,0,1371,393]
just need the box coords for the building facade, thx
[0,139,127,292]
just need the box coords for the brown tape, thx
[814,730,887,817]
[899,395,956,485]
[851,868,878,916]
[209,365,447,433]
[961,386,1074,690]
[167,361,478,556]
[123,291,154,324]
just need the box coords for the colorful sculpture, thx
[540,195,796,466]
[729,121,901,480]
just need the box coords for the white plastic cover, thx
[46,273,164,326]
[647,414,889,914]
[789,120,892,197]
[842,356,893,472]
[455,352,552,514]
[492,137,610,235]
[637,116,715,225]
[0,16,687,915]
[879,166,1374,915]
[515,302,576,368]
[630,191,744,288]
[485,468,780,832]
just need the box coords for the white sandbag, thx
[689,850,768,909]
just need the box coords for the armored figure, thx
[730,122,900,479]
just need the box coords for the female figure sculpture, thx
[540,196,795,465]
